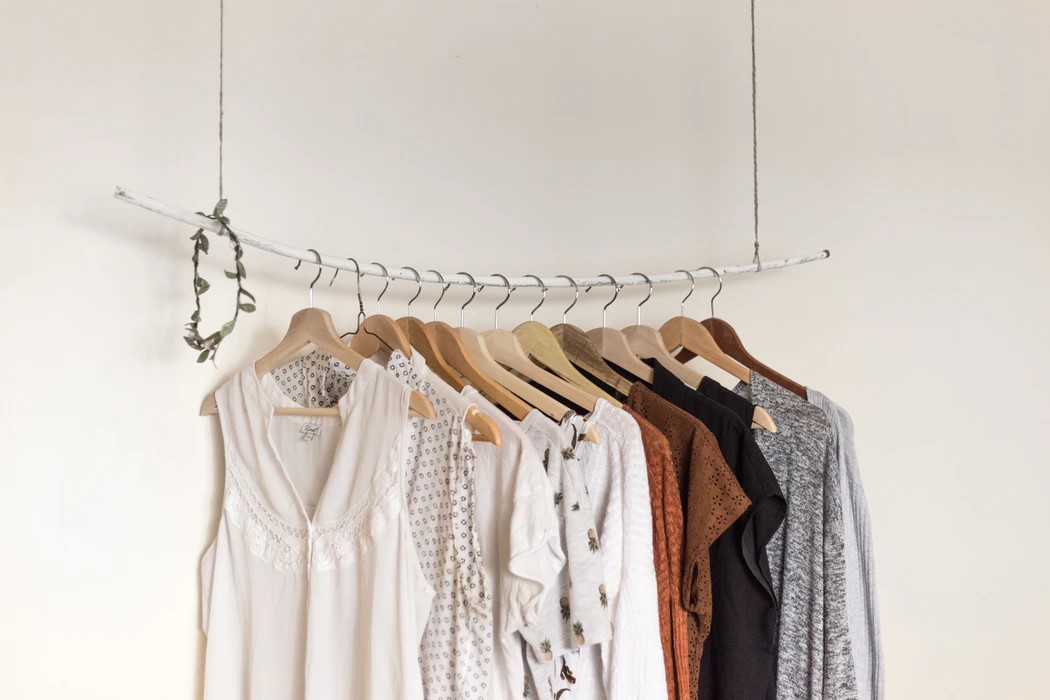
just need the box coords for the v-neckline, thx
[247,359,375,528]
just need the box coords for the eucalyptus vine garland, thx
[183,199,256,363]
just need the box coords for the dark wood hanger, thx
[695,317,807,398]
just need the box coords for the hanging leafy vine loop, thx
[182,199,256,363]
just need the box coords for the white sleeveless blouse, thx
[201,360,434,699]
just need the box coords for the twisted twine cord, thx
[750,0,762,270]
[218,0,225,199]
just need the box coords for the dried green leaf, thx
[224,270,238,279]
[191,309,201,322]
[197,349,211,363]
[196,278,210,293]
[214,199,228,216]
[220,320,236,337]
[184,335,202,350]
[190,230,202,241]
[239,303,256,313]
[236,260,246,278]
[239,289,256,302]
[198,234,210,254]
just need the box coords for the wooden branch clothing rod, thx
[114,187,829,289]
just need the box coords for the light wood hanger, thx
[454,274,599,442]
[584,274,654,383]
[342,261,413,358]
[427,319,534,419]
[345,266,500,444]
[481,275,602,414]
[552,324,635,395]
[622,272,706,387]
[672,267,806,398]
[549,275,635,397]
[423,271,535,423]
[659,269,777,432]
[396,268,465,391]
[511,275,623,408]
[199,251,434,419]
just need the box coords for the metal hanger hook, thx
[675,269,695,317]
[403,266,422,318]
[632,272,653,325]
[371,262,390,315]
[457,271,479,327]
[328,257,366,331]
[428,269,449,322]
[492,273,514,330]
[524,274,546,321]
[293,248,323,308]
[585,273,619,328]
[695,266,723,318]
[555,275,579,324]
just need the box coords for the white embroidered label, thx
[300,423,322,441]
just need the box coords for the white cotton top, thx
[201,360,434,700]
[459,387,565,700]
[270,349,494,700]
[567,400,667,700]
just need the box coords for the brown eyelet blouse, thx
[626,384,751,697]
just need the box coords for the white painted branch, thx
[114,186,829,288]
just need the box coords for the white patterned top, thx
[518,412,612,700]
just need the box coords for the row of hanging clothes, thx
[198,255,882,700]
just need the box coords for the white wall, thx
[2,1,1047,697]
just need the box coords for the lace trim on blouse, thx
[223,450,401,573]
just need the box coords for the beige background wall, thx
[2,1,1048,697]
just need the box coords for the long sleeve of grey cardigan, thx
[808,388,885,700]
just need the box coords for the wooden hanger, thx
[395,268,465,391]
[200,253,434,419]
[512,275,622,407]
[484,330,599,412]
[584,275,655,383]
[423,272,533,422]
[551,324,635,395]
[659,269,777,432]
[548,275,635,397]
[427,319,533,418]
[673,267,807,398]
[342,261,414,358]
[199,305,435,419]
[698,317,807,397]
[454,274,599,442]
[621,273,706,388]
[199,252,434,419]
[345,266,500,444]
[481,275,597,412]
